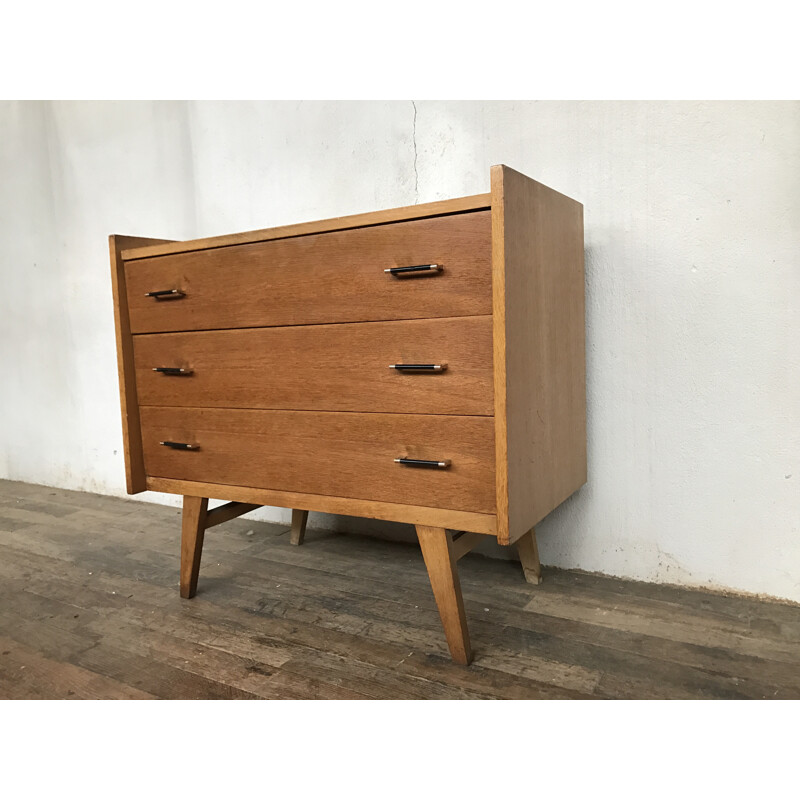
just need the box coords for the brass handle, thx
[384,264,442,277]
[145,289,185,299]
[389,364,447,372]
[160,441,199,450]
[153,367,193,375]
[394,458,451,469]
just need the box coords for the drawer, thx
[125,211,491,333]
[133,316,493,416]
[140,407,496,514]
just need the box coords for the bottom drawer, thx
[140,407,496,514]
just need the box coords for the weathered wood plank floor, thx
[1,479,798,699]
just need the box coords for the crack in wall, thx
[180,101,199,238]
[411,100,419,203]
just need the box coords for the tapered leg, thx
[416,525,472,665]
[180,496,209,599]
[290,509,309,546]
[516,526,542,585]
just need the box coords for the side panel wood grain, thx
[125,212,491,333]
[491,166,586,544]
[133,316,494,416]
[109,234,174,493]
[140,407,496,514]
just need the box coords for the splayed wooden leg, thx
[180,496,209,599]
[416,525,472,665]
[516,526,542,585]
[290,509,309,546]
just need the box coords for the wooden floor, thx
[1,479,799,700]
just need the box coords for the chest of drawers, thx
[109,164,585,665]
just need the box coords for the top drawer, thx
[125,211,491,333]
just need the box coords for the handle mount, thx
[390,364,447,372]
[145,289,185,299]
[153,367,193,375]
[394,457,451,469]
[384,264,442,277]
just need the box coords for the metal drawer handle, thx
[389,364,447,372]
[152,367,193,375]
[145,289,185,298]
[384,264,442,277]
[159,441,199,450]
[394,457,451,469]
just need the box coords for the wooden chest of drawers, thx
[110,164,585,664]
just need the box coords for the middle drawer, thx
[133,315,494,416]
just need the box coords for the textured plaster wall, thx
[1,101,797,601]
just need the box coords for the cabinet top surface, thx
[119,192,492,262]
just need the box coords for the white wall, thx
[1,100,797,601]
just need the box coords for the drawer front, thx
[140,407,496,514]
[133,316,493,416]
[125,211,491,333]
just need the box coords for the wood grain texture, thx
[416,525,472,665]
[140,407,496,514]
[125,212,491,334]
[0,634,156,700]
[145,476,497,535]
[290,509,309,546]
[491,166,586,544]
[133,315,494,416]
[180,496,208,598]
[109,234,174,493]
[120,194,491,261]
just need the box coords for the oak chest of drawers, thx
[110,164,586,664]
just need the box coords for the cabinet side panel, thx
[491,176,510,542]
[492,166,586,544]
[109,234,175,493]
